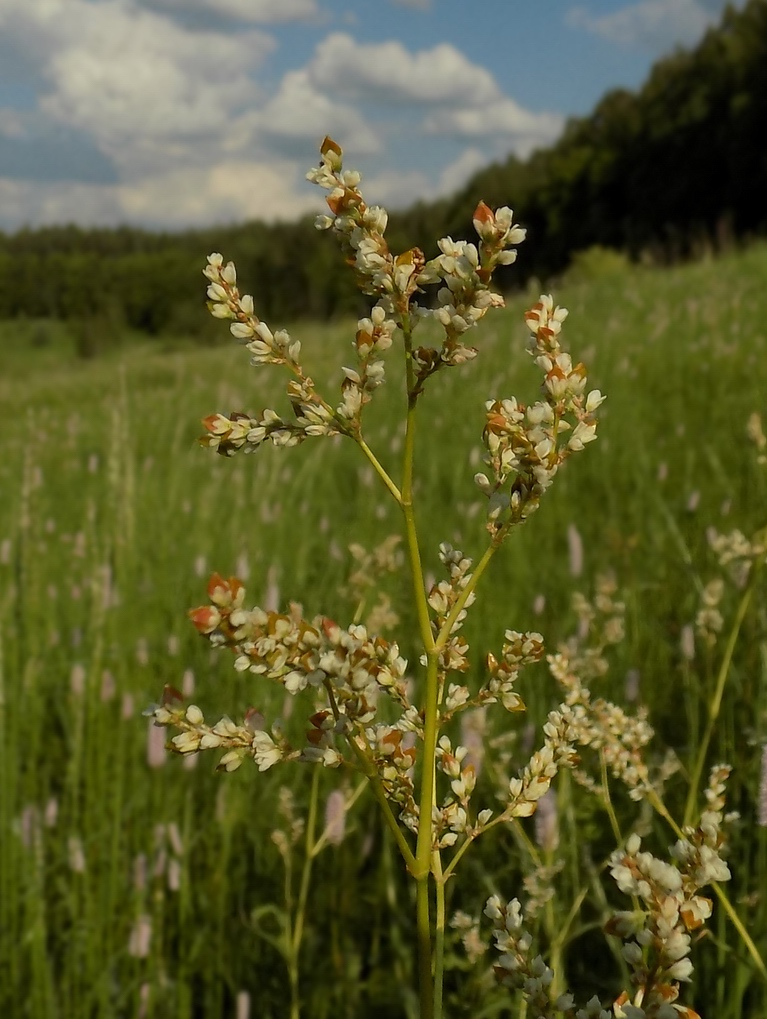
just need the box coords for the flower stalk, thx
[145,137,746,1019]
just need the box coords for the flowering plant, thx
[149,138,742,1019]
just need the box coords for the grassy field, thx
[1,243,767,1018]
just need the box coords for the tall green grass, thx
[1,244,766,1018]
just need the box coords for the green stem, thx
[282,837,297,1019]
[712,881,767,982]
[358,436,402,505]
[362,760,418,873]
[324,680,417,873]
[443,807,533,882]
[599,750,623,845]
[442,833,476,882]
[394,304,441,1016]
[400,421,436,655]
[415,652,441,877]
[432,851,446,1019]
[416,875,435,1019]
[684,558,762,827]
[292,767,321,960]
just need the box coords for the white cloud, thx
[240,69,380,156]
[308,33,499,105]
[0,177,123,229]
[304,33,562,158]
[437,148,489,197]
[356,167,432,211]
[118,160,319,225]
[351,149,509,212]
[149,0,320,23]
[0,0,272,164]
[425,99,564,157]
[567,0,745,51]
[0,3,566,229]
[0,159,320,230]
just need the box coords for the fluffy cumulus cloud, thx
[306,33,562,152]
[1,0,272,156]
[0,0,323,227]
[0,160,319,230]
[0,0,564,229]
[437,148,491,197]
[568,0,747,51]
[309,33,499,106]
[360,147,491,210]
[241,69,380,157]
[424,99,564,157]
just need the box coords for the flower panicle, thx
[173,574,415,775]
[606,768,733,1016]
[148,694,289,773]
[308,137,528,391]
[474,295,605,533]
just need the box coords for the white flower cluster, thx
[362,722,419,829]
[483,629,545,713]
[204,252,301,361]
[483,768,731,1017]
[606,765,733,1016]
[423,542,476,678]
[484,895,612,1018]
[201,248,403,454]
[411,201,525,371]
[475,295,605,531]
[150,696,288,773]
[307,137,415,304]
[545,576,657,802]
[709,526,766,589]
[431,734,487,848]
[149,572,417,775]
[338,306,398,430]
[503,706,578,820]
[694,577,725,648]
[308,137,530,392]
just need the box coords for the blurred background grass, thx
[1,243,767,1018]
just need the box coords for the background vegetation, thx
[3,2,767,1015]
[1,0,766,342]
[1,241,767,1017]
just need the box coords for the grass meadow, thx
[2,243,767,1019]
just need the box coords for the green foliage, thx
[562,246,631,286]
[1,244,767,1017]
[2,2,767,342]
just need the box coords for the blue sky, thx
[0,0,745,232]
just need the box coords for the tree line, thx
[1,0,765,345]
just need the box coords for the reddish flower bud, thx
[473,201,494,229]
[189,605,221,634]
